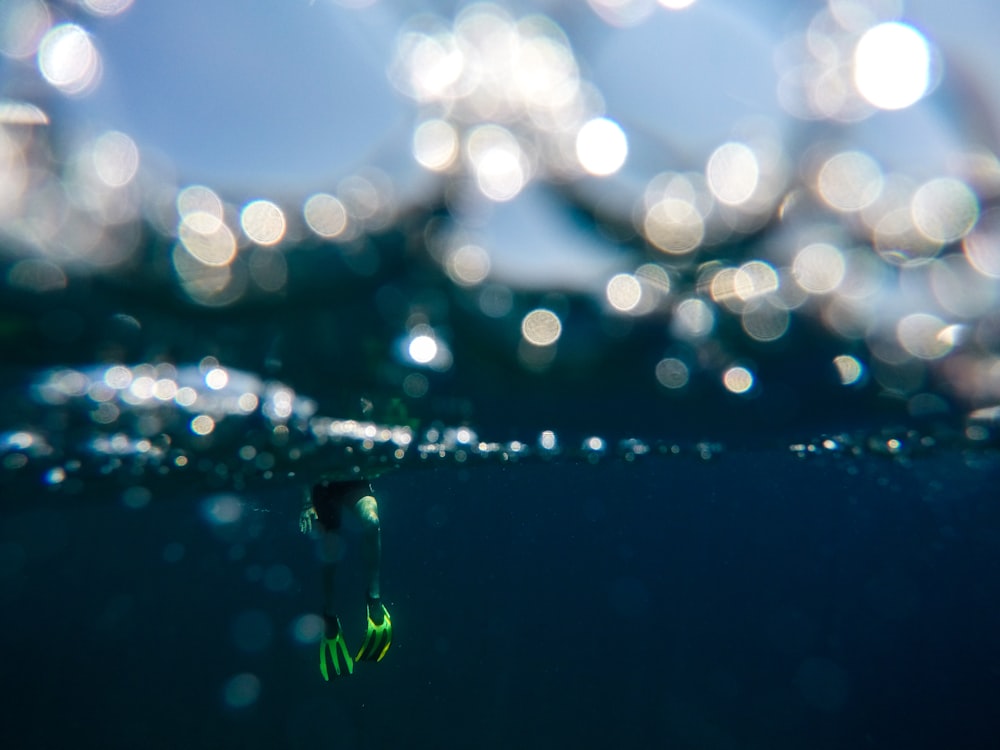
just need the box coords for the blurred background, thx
[2,0,1000,436]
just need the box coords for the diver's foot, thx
[319,615,354,679]
[366,596,385,626]
[323,613,342,637]
[356,598,392,662]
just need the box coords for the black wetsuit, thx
[310,479,373,530]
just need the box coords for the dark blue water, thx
[4,433,998,749]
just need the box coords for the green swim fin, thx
[355,599,392,662]
[319,617,354,679]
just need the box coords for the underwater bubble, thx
[121,486,151,510]
[222,673,261,710]
[403,372,429,398]
[290,613,324,645]
[200,494,244,525]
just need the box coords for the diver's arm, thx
[299,489,318,533]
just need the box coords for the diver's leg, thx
[318,534,353,678]
[313,487,353,678]
[354,495,381,601]
[353,494,392,661]
[319,530,342,625]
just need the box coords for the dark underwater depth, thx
[4,445,999,748]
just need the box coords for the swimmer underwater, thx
[300,476,392,680]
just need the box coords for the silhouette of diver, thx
[300,478,392,679]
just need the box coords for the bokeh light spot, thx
[222,673,261,710]
[655,358,689,389]
[467,125,526,202]
[205,367,228,390]
[303,193,348,239]
[201,495,244,525]
[290,613,324,645]
[408,335,438,364]
[817,151,883,212]
[240,200,286,246]
[644,198,705,255]
[896,313,952,360]
[606,273,642,312]
[521,309,562,346]
[177,185,223,226]
[833,354,865,385]
[191,414,216,436]
[81,0,134,17]
[178,216,237,267]
[413,118,459,172]
[910,177,978,244]
[672,298,714,339]
[445,244,490,286]
[0,0,52,61]
[37,23,101,96]
[576,117,628,177]
[964,209,1000,279]
[723,366,754,394]
[92,131,139,188]
[853,22,930,110]
[734,261,779,301]
[793,243,846,294]
[706,142,759,206]
[742,303,790,342]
